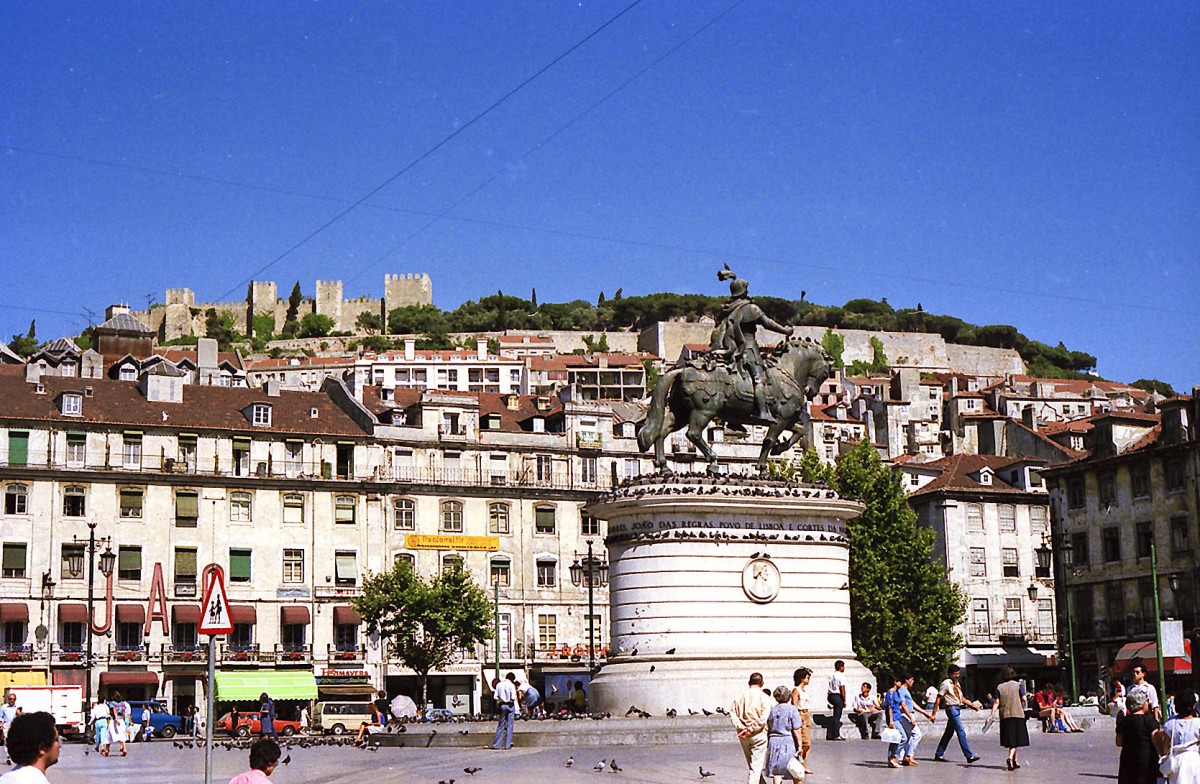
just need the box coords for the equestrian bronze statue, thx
[637,267,832,473]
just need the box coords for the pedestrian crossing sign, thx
[198,570,233,635]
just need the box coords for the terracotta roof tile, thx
[908,454,1033,497]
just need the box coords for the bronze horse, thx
[637,337,832,473]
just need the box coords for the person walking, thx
[730,672,773,784]
[825,661,847,741]
[986,666,1030,770]
[849,682,884,740]
[490,672,518,750]
[0,713,61,783]
[1129,665,1162,722]
[932,664,981,764]
[897,674,933,764]
[1154,691,1200,782]
[789,668,814,774]
[106,692,130,758]
[227,738,281,784]
[0,693,20,746]
[88,699,109,754]
[882,673,912,769]
[257,693,278,742]
[766,685,804,783]
[1117,690,1160,784]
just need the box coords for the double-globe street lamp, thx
[568,541,609,675]
[1034,535,1077,702]
[67,521,115,711]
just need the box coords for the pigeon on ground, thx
[665,648,676,655]
[666,708,677,718]
[565,756,574,768]
[594,759,607,771]
[281,754,291,766]
[649,665,655,673]
[625,706,639,717]
[701,709,713,716]
[463,767,481,775]
[699,766,716,778]
[610,759,622,772]
[715,707,728,716]
[688,709,698,716]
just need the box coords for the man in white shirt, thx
[826,660,848,740]
[850,682,884,739]
[490,673,518,750]
[730,673,773,784]
[0,712,60,783]
[1128,664,1161,721]
[931,664,981,763]
[0,694,21,743]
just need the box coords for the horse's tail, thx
[637,368,680,452]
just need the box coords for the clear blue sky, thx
[4,2,1197,390]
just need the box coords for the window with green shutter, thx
[229,549,252,582]
[535,505,556,534]
[119,488,143,519]
[175,491,199,527]
[6,433,28,467]
[118,546,142,581]
[174,547,197,583]
[2,543,26,578]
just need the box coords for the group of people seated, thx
[1033,683,1084,732]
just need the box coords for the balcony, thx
[108,645,147,663]
[51,644,86,665]
[0,644,36,664]
[273,644,313,666]
[221,644,268,664]
[161,644,208,665]
[0,448,368,482]
[390,466,609,492]
[327,645,364,665]
[965,621,1052,644]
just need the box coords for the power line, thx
[214,0,646,302]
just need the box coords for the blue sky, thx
[3,2,1197,390]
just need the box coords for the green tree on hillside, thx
[355,311,383,335]
[821,329,845,369]
[1131,378,1177,397]
[8,320,39,357]
[204,309,242,349]
[297,313,335,339]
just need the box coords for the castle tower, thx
[248,281,278,335]
[315,280,344,331]
[383,273,433,321]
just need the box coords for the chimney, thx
[404,338,416,361]
[1021,405,1038,431]
[196,337,219,386]
[24,363,42,384]
[265,378,282,397]
[949,377,959,397]
[476,337,488,361]
[105,303,131,320]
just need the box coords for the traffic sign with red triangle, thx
[198,569,234,635]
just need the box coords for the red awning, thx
[0,603,29,623]
[115,604,145,624]
[58,603,88,624]
[280,606,310,625]
[172,605,201,624]
[99,671,159,687]
[1113,639,1193,675]
[228,605,256,624]
[333,606,361,626]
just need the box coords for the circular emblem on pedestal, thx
[742,558,781,604]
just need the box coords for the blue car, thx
[128,701,185,739]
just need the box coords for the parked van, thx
[5,686,84,737]
[313,701,375,735]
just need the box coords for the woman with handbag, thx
[881,673,910,769]
[789,668,814,775]
[1153,690,1200,783]
[766,685,805,782]
[985,666,1030,770]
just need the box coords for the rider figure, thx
[709,265,794,423]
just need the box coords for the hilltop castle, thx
[132,273,432,342]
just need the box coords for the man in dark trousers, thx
[826,660,848,740]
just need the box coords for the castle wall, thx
[384,273,433,314]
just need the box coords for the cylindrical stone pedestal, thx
[587,474,872,715]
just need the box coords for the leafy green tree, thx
[530,288,538,308]
[641,358,660,393]
[351,561,492,706]
[282,282,304,337]
[821,329,845,369]
[833,441,965,684]
[8,320,39,357]
[355,311,383,335]
[581,333,610,353]
[389,304,449,336]
[204,309,242,349]
[297,313,335,338]
[1132,378,1177,397]
[250,312,276,351]
[849,336,889,375]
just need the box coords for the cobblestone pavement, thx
[46,730,1118,784]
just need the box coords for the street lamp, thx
[1040,534,1078,701]
[72,522,115,711]
[569,541,609,674]
[40,572,56,602]
[1027,580,1040,603]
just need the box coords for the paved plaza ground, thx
[45,728,1119,784]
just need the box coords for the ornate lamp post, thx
[569,541,609,674]
[69,522,115,711]
[1038,535,1077,701]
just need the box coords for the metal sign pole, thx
[205,634,215,784]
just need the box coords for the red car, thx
[216,711,300,738]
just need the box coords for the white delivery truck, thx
[4,685,85,738]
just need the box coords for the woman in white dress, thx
[1155,691,1200,783]
[106,691,131,757]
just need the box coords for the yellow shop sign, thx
[405,534,499,551]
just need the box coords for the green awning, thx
[214,671,318,702]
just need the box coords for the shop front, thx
[99,671,159,701]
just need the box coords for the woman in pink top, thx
[228,739,281,784]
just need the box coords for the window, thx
[62,393,82,416]
[536,454,553,483]
[118,546,142,581]
[229,491,251,523]
[119,488,143,519]
[282,493,305,524]
[440,500,463,533]
[229,548,252,583]
[1004,597,1022,624]
[535,506,556,535]
[334,551,357,587]
[1102,526,1121,563]
[1067,479,1086,509]
[488,502,510,535]
[1030,506,1048,535]
[1002,548,1019,578]
[963,503,982,532]
[4,484,27,516]
[394,553,416,571]
[624,458,640,479]
[284,441,303,476]
[1136,521,1154,559]
[536,559,557,587]
[334,622,358,651]
[118,365,136,381]
[537,613,557,650]
[334,495,356,525]
[122,434,142,468]
[66,433,86,466]
[6,432,28,467]
[61,544,84,580]
[441,554,463,573]
[968,547,986,577]
[1172,515,1191,554]
[175,491,199,527]
[283,549,304,583]
[1131,464,1151,499]
[1099,473,1117,506]
[1069,531,1090,566]
[116,622,141,650]
[2,544,26,578]
[490,558,511,587]
[178,436,197,471]
[998,505,1016,533]
[251,403,272,426]
[62,485,86,517]
[280,621,305,649]
[60,621,84,650]
[232,438,250,476]
[1166,460,1186,492]
[393,498,415,530]
[581,456,598,485]
[1037,599,1054,637]
[230,624,253,649]
[174,547,197,588]
[581,513,601,537]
